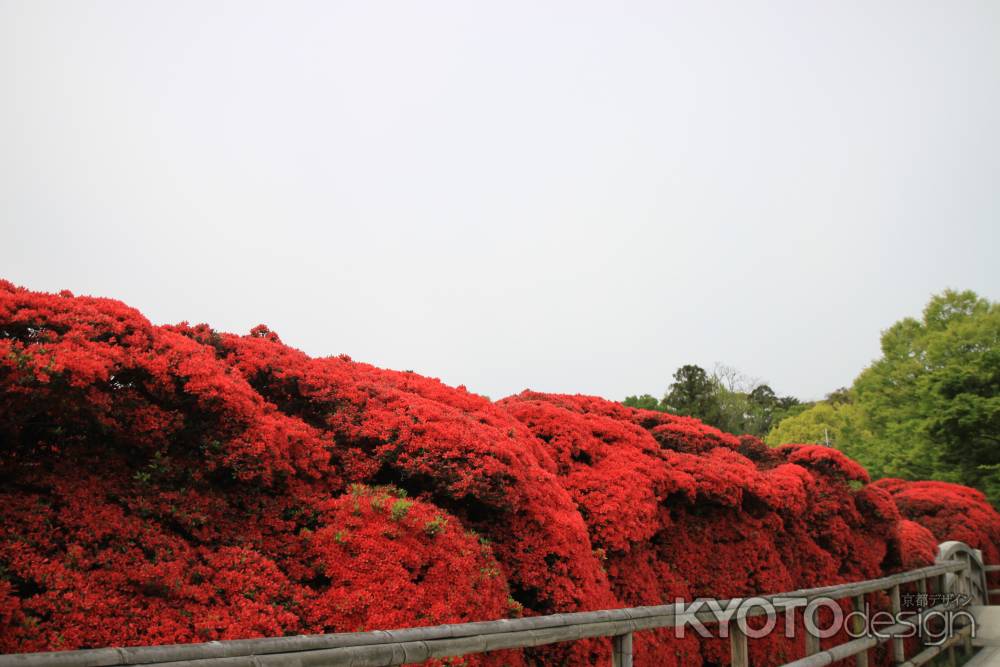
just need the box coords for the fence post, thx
[730,621,748,667]
[961,553,974,655]
[852,595,869,667]
[889,584,904,664]
[913,579,928,660]
[612,632,633,667]
[936,572,957,666]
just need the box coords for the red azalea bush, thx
[872,479,1000,564]
[874,478,1000,603]
[1,281,998,665]
[0,282,602,664]
[498,393,912,665]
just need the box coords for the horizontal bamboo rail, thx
[0,542,990,667]
[779,599,967,667]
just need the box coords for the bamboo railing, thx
[0,541,991,667]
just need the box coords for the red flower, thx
[1,280,996,666]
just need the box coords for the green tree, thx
[852,289,1000,491]
[624,364,800,437]
[768,289,1000,503]
[711,385,751,435]
[771,395,809,425]
[745,384,801,436]
[662,364,720,421]
[765,399,872,462]
[622,394,661,411]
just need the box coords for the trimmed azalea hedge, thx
[0,281,997,666]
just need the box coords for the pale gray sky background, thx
[2,1,998,402]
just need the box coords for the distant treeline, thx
[624,289,1000,505]
[623,364,805,439]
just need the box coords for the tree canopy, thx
[624,363,800,438]
[626,289,1000,505]
[768,289,1000,504]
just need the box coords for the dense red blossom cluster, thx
[872,480,1000,560]
[872,478,1000,588]
[1,282,998,666]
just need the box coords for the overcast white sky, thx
[2,1,998,402]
